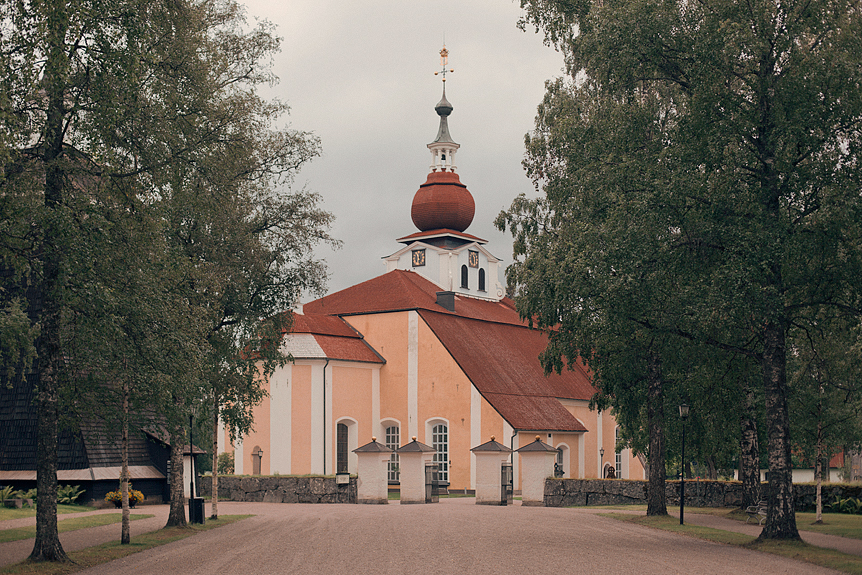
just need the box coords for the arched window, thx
[337,423,348,473]
[431,423,449,482]
[478,268,486,291]
[385,425,400,482]
[460,265,468,289]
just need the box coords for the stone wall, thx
[544,478,862,510]
[199,475,356,504]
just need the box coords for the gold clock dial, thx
[412,249,426,267]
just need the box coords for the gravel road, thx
[66,498,839,575]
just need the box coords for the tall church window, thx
[432,423,449,482]
[460,265,468,289]
[478,268,486,292]
[386,425,400,482]
[337,423,348,473]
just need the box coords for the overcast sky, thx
[241,0,565,297]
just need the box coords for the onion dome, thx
[411,170,475,232]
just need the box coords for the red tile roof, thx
[290,312,362,338]
[286,312,384,364]
[305,270,593,431]
[419,310,592,432]
[305,270,522,326]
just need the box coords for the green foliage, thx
[0,485,22,503]
[508,0,862,538]
[217,452,235,475]
[827,497,862,515]
[57,484,85,505]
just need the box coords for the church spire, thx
[428,45,460,172]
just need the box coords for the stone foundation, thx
[200,475,356,504]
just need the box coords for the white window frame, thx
[383,421,401,482]
[426,418,450,483]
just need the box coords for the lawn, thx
[0,506,93,522]
[0,513,154,543]
[606,511,862,574]
[0,515,252,575]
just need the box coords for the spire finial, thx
[434,45,454,83]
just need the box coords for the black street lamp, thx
[599,447,605,476]
[679,403,690,525]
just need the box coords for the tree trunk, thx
[706,456,717,480]
[739,384,761,509]
[121,383,130,544]
[759,321,800,540]
[29,354,68,562]
[30,0,70,559]
[211,396,219,520]
[815,399,824,524]
[646,353,667,516]
[165,427,187,527]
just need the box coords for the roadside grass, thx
[0,515,252,575]
[576,504,862,540]
[605,512,862,574]
[722,508,862,540]
[0,507,91,522]
[0,514,154,544]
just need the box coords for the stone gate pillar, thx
[516,436,558,506]
[353,437,393,504]
[471,436,513,505]
[395,437,436,504]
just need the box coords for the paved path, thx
[2,500,857,574]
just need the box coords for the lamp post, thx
[599,447,605,477]
[189,414,195,500]
[679,403,690,525]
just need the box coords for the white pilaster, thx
[324,361,333,474]
[470,384,481,489]
[408,311,419,440]
[270,364,291,474]
[597,410,603,478]
[310,361,324,474]
[234,436,244,475]
[372,366,380,441]
[578,433,585,478]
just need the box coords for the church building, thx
[222,49,644,491]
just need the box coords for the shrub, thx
[827,496,862,514]
[57,484,85,505]
[217,452,235,475]
[104,485,144,506]
[0,485,22,503]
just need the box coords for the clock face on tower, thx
[468,250,479,268]
[412,249,426,267]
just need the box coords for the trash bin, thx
[189,497,205,524]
